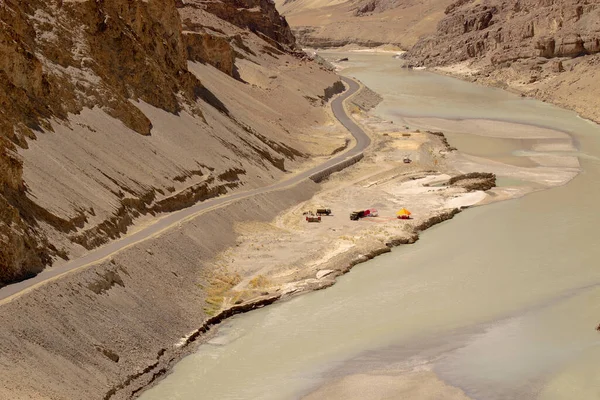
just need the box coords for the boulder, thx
[550,60,565,73]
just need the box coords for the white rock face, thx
[316,269,335,279]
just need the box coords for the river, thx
[140,53,600,400]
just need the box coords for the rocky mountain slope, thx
[404,0,600,122]
[0,0,344,287]
[0,0,352,398]
[186,0,298,49]
[275,0,454,49]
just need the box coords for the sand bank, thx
[193,72,582,312]
[303,370,472,400]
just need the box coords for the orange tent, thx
[396,208,412,219]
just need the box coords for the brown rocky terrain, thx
[275,0,454,49]
[0,0,203,286]
[0,0,357,398]
[0,0,345,287]
[404,0,600,122]
[184,0,298,50]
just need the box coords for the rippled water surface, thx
[140,53,600,400]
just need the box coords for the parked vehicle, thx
[316,208,332,216]
[350,210,365,221]
[306,215,321,223]
[364,208,378,217]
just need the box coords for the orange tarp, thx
[396,208,412,216]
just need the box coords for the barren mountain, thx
[0,0,353,398]
[404,0,600,122]
[275,0,454,49]
[0,0,343,287]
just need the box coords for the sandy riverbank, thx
[303,369,472,400]
[203,84,580,313]
[136,78,581,399]
[0,77,582,400]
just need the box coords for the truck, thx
[350,210,365,221]
[316,208,332,216]
[350,209,378,220]
[306,215,322,223]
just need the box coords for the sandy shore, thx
[207,100,493,311]
[303,370,472,400]
[154,81,581,399]
[203,86,580,313]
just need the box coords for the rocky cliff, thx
[404,0,600,122]
[0,0,343,287]
[407,0,600,66]
[182,0,297,51]
[0,0,203,285]
[276,0,454,49]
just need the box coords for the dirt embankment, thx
[0,180,320,400]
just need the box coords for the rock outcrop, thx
[183,29,236,75]
[182,0,297,51]
[276,0,454,49]
[406,0,600,66]
[404,0,600,122]
[449,172,496,192]
[0,0,341,287]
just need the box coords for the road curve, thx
[0,76,370,303]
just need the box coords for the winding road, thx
[0,76,370,303]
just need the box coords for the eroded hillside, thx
[275,0,454,48]
[404,0,600,122]
[0,0,344,286]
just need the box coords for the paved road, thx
[0,76,370,303]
